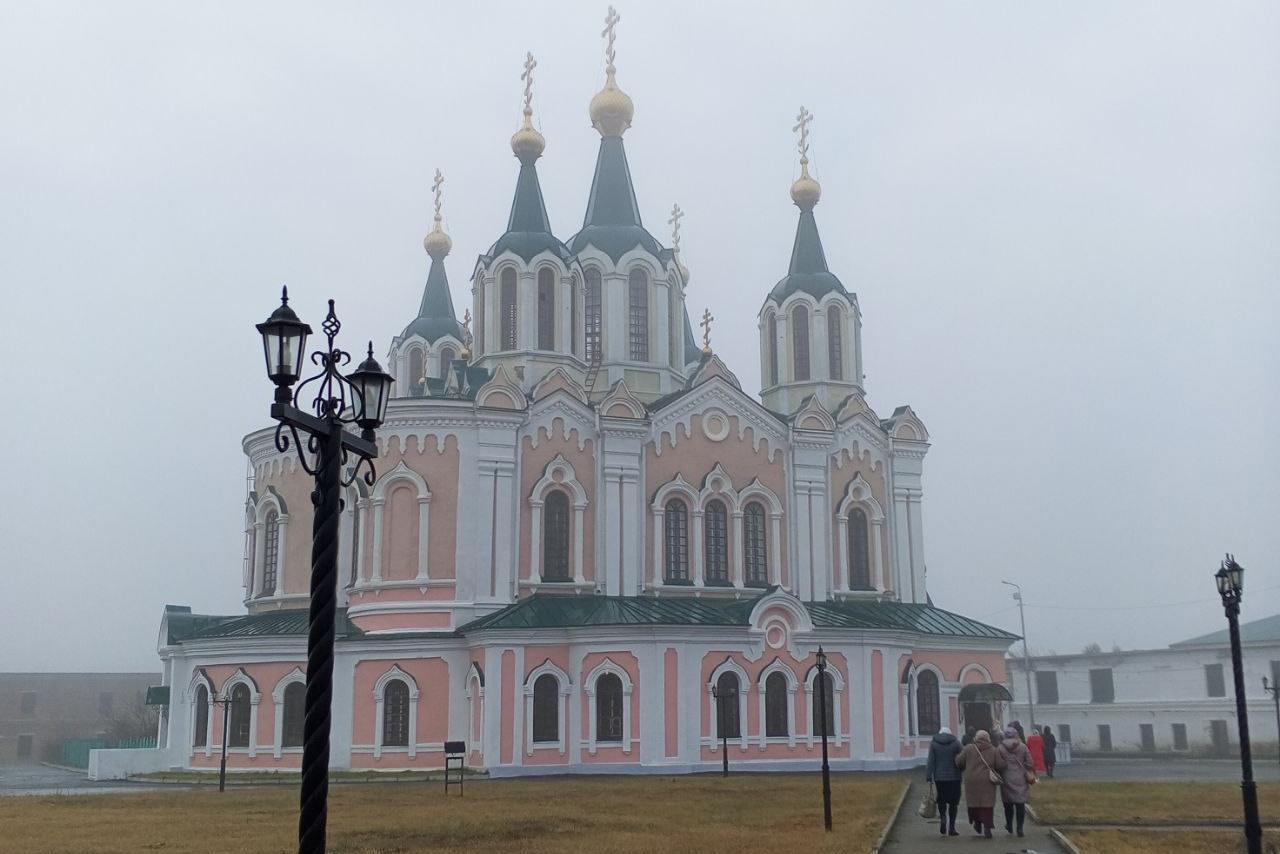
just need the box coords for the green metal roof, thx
[768,208,854,303]
[1170,613,1280,647]
[568,137,667,262]
[483,161,575,264]
[401,255,464,345]
[166,608,363,644]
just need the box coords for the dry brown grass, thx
[1032,781,1280,825]
[0,773,908,854]
[1065,828,1280,854]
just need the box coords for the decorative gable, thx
[688,353,741,391]
[532,367,588,404]
[887,405,929,442]
[475,363,527,411]
[598,378,647,419]
[792,394,836,432]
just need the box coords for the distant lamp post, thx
[1001,580,1035,731]
[257,287,392,854]
[1264,676,1280,767]
[711,683,734,777]
[816,646,833,832]
[1214,554,1262,854]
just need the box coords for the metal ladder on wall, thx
[583,345,604,399]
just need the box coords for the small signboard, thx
[145,686,170,707]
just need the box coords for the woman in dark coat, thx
[955,729,1006,838]
[1041,725,1058,778]
[925,726,963,836]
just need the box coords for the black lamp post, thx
[815,646,832,832]
[1214,554,1262,854]
[217,693,232,793]
[711,684,734,777]
[257,287,392,854]
[1264,676,1280,767]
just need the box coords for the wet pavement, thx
[0,763,174,796]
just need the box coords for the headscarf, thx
[974,729,991,745]
[938,726,952,736]
[1003,726,1019,741]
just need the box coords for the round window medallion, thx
[703,409,730,442]
[765,622,787,650]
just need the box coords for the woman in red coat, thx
[1026,727,1047,774]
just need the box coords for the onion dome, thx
[511,108,546,163]
[402,170,464,344]
[590,7,633,138]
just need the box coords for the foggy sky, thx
[1,1,1276,671]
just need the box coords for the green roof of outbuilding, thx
[1170,613,1280,647]
[166,608,363,644]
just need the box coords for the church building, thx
[146,12,1016,778]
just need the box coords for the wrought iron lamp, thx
[815,646,832,831]
[1213,554,1262,854]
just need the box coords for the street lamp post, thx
[816,646,832,832]
[256,288,393,854]
[218,694,231,793]
[1001,580,1035,731]
[1214,554,1262,854]
[1264,677,1280,767]
[711,684,733,777]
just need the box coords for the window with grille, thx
[848,508,871,589]
[668,287,679,366]
[663,500,689,582]
[228,684,251,748]
[475,279,485,354]
[916,670,940,735]
[1172,723,1188,750]
[1096,724,1112,751]
[704,499,729,584]
[1035,670,1059,705]
[1058,724,1072,743]
[743,502,768,586]
[792,306,810,380]
[542,490,571,581]
[349,495,361,587]
[767,312,778,386]
[1089,668,1115,703]
[438,347,455,379]
[281,682,306,748]
[812,671,835,737]
[596,673,624,743]
[1205,663,1226,697]
[262,510,280,596]
[571,274,579,356]
[537,268,555,350]
[500,268,518,350]
[193,686,209,748]
[532,674,559,743]
[1139,723,1155,752]
[584,269,602,364]
[715,672,740,739]
[409,347,425,395]
[827,307,843,380]
[628,269,649,361]
[765,672,789,737]
[382,680,410,747]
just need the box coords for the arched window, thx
[765,672,789,737]
[663,499,689,582]
[348,493,361,587]
[628,269,649,361]
[228,683,251,748]
[570,274,580,356]
[438,346,456,379]
[767,312,779,386]
[703,499,728,584]
[917,670,941,736]
[382,680,410,747]
[596,673,624,743]
[792,306,810,381]
[281,681,306,748]
[500,267,518,350]
[475,278,485,354]
[408,347,425,394]
[848,507,871,589]
[715,672,740,740]
[584,269,602,364]
[812,671,835,738]
[668,286,680,367]
[542,490,571,581]
[537,267,556,350]
[192,685,209,748]
[827,307,843,380]
[532,674,559,743]
[261,510,280,597]
[743,501,768,587]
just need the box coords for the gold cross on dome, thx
[700,307,714,355]
[521,52,537,112]
[668,203,684,254]
[793,105,813,163]
[432,169,444,220]
[602,6,620,73]
[460,309,473,359]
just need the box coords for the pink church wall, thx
[664,648,679,758]
[190,661,303,769]
[829,447,891,591]
[912,650,1008,684]
[518,423,596,582]
[348,657,449,769]
[349,584,457,604]
[579,651,640,763]
[361,434,460,583]
[252,465,317,598]
[352,612,453,632]
[383,483,419,580]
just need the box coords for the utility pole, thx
[1002,580,1035,731]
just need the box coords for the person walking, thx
[925,726,964,837]
[1041,725,1057,778]
[961,726,976,746]
[955,729,1006,838]
[1026,726,1047,775]
[997,726,1034,837]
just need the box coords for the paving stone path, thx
[879,781,1067,854]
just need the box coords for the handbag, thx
[918,788,937,819]
[976,746,1002,786]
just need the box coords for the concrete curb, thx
[869,780,913,854]
[1050,828,1083,854]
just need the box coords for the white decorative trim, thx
[271,667,306,758]
[835,473,886,593]
[220,669,261,758]
[370,461,432,584]
[707,658,751,752]
[524,659,571,756]
[372,665,420,759]
[528,454,589,584]
[188,670,215,758]
[757,659,799,748]
[804,662,845,747]
[584,658,634,755]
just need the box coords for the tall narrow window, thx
[542,490,571,581]
[812,672,835,737]
[743,501,768,586]
[767,312,778,386]
[532,674,559,743]
[715,672,740,739]
[765,672,789,737]
[348,494,361,587]
[628,269,649,361]
[596,673,624,743]
[792,306,810,381]
[827,307,843,380]
[663,499,690,582]
[848,508,871,589]
[261,510,280,596]
[500,268,518,350]
[668,287,680,367]
[704,499,728,584]
[281,682,306,748]
[570,274,580,356]
[382,680,410,747]
[193,685,209,748]
[438,346,456,379]
[408,347,425,394]
[537,267,556,350]
[475,279,485,354]
[228,683,251,748]
[916,670,940,735]
[584,269,602,364]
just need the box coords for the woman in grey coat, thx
[996,725,1034,837]
[924,726,963,836]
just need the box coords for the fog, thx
[0,1,1275,671]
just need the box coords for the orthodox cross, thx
[461,308,472,354]
[432,169,444,223]
[793,105,813,165]
[668,203,684,256]
[700,308,714,354]
[602,6,620,73]
[521,52,537,113]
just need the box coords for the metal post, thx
[816,649,832,832]
[713,686,728,777]
[218,696,230,793]
[1225,600,1262,854]
[1003,581,1035,731]
[1264,677,1280,767]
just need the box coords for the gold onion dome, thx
[511,107,546,163]
[590,69,633,138]
[424,212,452,259]
[791,161,822,211]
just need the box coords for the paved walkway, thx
[0,763,174,797]
[879,781,1067,854]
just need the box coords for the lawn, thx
[1065,828,1280,854]
[1032,781,1280,826]
[0,774,908,854]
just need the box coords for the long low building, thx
[1007,614,1280,755]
